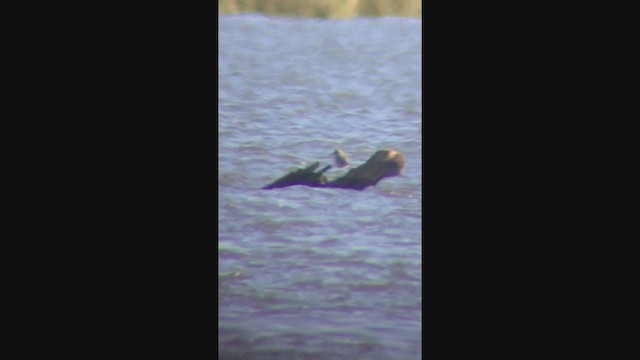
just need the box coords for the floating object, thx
[263,149,405,191]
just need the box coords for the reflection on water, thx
[219,14,422,359]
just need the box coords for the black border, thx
[31,1,221,356]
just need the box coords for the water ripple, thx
[219,15,422,360]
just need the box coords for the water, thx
[218,15,422,359]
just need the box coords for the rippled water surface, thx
[219,15,422,359]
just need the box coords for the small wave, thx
[348,281,395,292]
[219,245,249,259]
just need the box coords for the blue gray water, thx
[218,15,422,360]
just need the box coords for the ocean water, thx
[218,15,422,360]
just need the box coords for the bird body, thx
[332,148,350,168]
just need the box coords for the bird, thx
[331,148,350,168]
